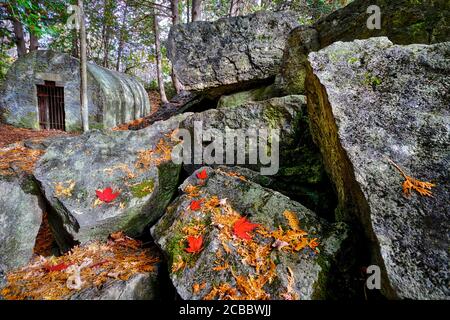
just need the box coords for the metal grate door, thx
[37,81,65,131]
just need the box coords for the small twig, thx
[385,157,407,179]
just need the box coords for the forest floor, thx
[148,90,162,114]
[0,124,73,148]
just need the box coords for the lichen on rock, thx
[151,167,351,300]
[305,37,450,299]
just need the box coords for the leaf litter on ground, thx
[1,231,159,300]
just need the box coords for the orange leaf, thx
[190,199,203,211]
[196,169,208,180]
[185,235,203,254]
[233,217,259,241]
[96,187,120,203]
[308,238,320,251]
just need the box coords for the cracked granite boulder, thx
[306,37,450,299]
[34,114,190,250]
[168,11,300,97]
[177,95,335,216]
[151,167,352,300]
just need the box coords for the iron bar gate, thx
[37,81,65,131]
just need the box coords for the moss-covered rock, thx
[168,11,300,98]
[34,114,190,248]
[306,37,450,299]
[179,95,334,216]
[277,0,450,95]
[151,167,352,300]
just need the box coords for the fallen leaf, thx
[55,180,76,198]
[171,255,186,273]
[283,210,300,231]
[185,235,203,254]
[190,199,203,211]
[192,282,207,294]
[196,169,208,180]
[308,238,320,251]
[66,272,82,290]
[45,262,72,272]
[233,217,259,241]
[96,187,120,203]
[185,184,200,197]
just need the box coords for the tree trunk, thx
[186,0,190,23]
[8,4,27,57]
[229,0,234,16]
[171,0,180,24]
[170,0,183,93]
[229,0,243,17]
[71,29,79,58]
[153,11,168,104]
[78,0,89,132]
[28,0,39,52]
[191,0,201,22]
[29,33,39,51]
[116,0,129,71]
[101,0,112,68]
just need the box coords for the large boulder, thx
[151,167,351,300]
[0,174,43,272]
[277,0,450,95]
[34,114,190,250]
[305,37,450,299]
[151,167,352,300]
[177,95,335,216]
[178,95,305,173]
[168,11,300,97]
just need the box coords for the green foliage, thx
[9,0,69,37]
[146,80,176,100]
[0,0,354,89]
[131,179,155,198]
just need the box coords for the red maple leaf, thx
[185,235,203,254]
[233,217,259,241]
[45,262,72,272]
[190,199,203,211]
[196,169,208,180]
[96,187,120,203]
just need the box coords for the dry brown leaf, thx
[0,144,44,176]
[1,233,159,300]
[171,255,186,273]
[54,180,76,198]
[283,210,300,231]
